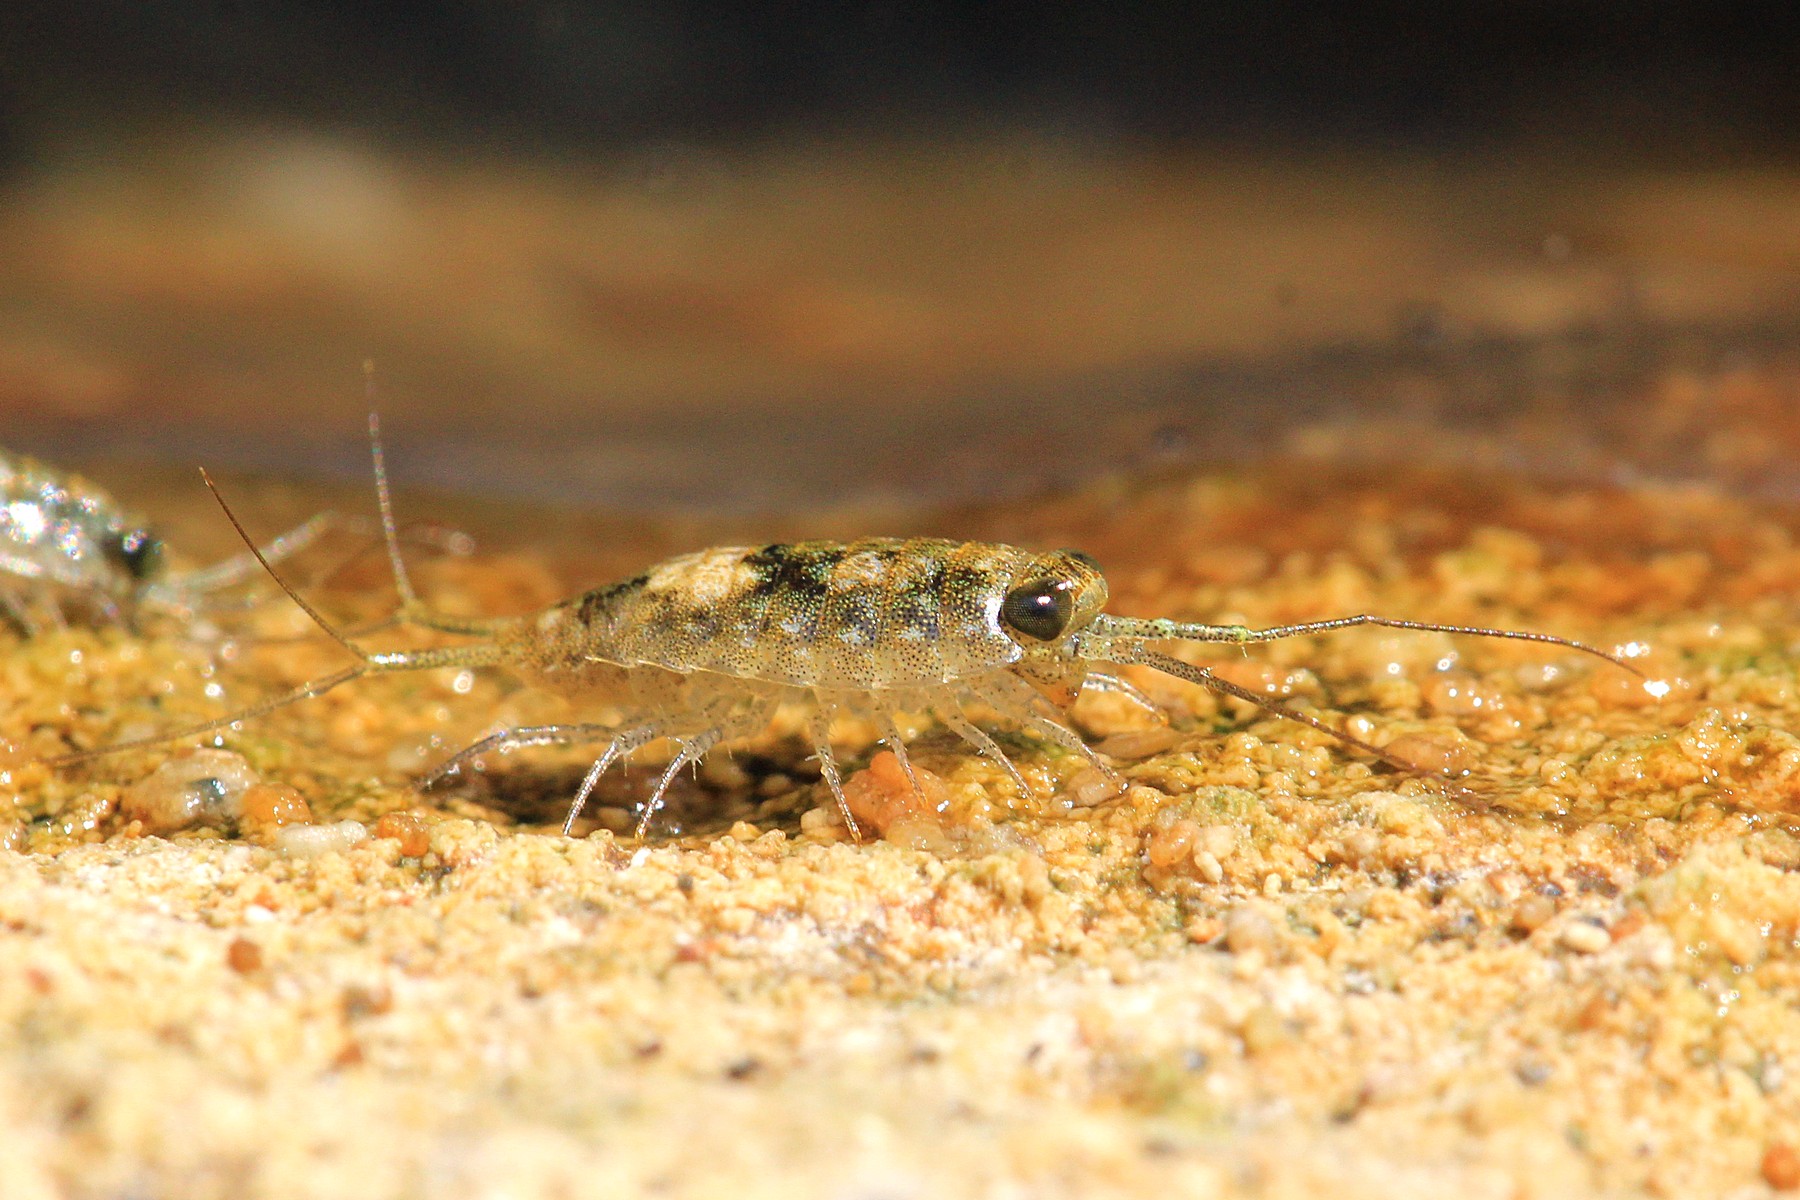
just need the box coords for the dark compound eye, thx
[111,529,164,581]
[1000,578,1074,642]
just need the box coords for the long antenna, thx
[201,469,366,660]
[365,361,420,612]
[48,666,368,763]
[1092,613,1643,678]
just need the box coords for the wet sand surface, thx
[8,374,1800,1196]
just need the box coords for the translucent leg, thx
[420,722,617,790]
[157,511,339,598]
[971,678,1122,785]
[564,727,660,835]
[626,694,778,838]
[807,707,862,842]
[938,706,1034,799]
[873,710,925,806]
[1082,670,1165,720]
[633,729,723,839]
[1102,644,1421,774]
[0,588,50,637]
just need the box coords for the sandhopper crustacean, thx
[50,414,1647,840]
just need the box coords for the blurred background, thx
[1,2,1798,512]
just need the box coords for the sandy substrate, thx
[10,433,1800,1200]
[8,400,1800,1199]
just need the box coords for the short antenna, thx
[1118,645,1428,776]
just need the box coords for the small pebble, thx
[373,811,432,857]
[1063,767,1126,808]
[1590,663,1678,709]
[1559,920,1611,955]
[121,749,260,833]
[225,938,263,974]
[1091,728,1181,760]
[1766,1143,1800,1191]
[1419,672,1503,718]
[0,820,26,853]
[800,805,843,836]
[1144,817,1200,868]
[1510,894,1557,934]
[700,757,752,791]
[275,820,369,859]
[1379,730,1476,777]
[841,751,947,838]
[1512,661,1567,693]
[1185,916,1223,944]
[1224,903,1280,956]
[239,785,313,838]
[884,815,953,853]
[592,806,634,834]
[1194,851,1224,884]
[754,795,797,820]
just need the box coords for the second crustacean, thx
[1,446,346,632]
[0,445,472,634]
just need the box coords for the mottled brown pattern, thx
[573,538,1043,690]
[572,572,649,630]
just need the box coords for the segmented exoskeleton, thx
[50,417,1644,841]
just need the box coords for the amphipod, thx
[52,417,1643,841]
